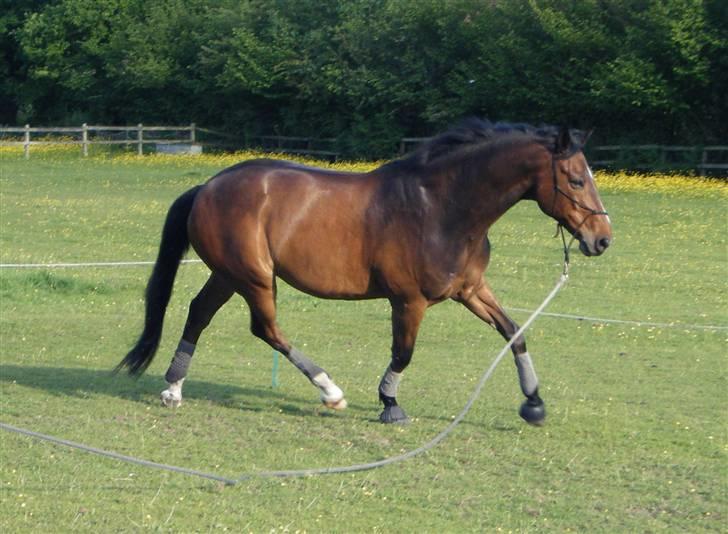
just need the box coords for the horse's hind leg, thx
[160,273,234,407]
[243,282,347,410]
[457,283,545,425]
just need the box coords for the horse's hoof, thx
[519,399,546,426]
[379,405,410,424]
[160,390,182,408]
[322,397,348,410]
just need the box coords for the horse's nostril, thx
[597,237,611,252]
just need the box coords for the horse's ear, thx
[555,125,571,156]
[555,126,592,156]
[584,128,594,145]
[571,128,592,148]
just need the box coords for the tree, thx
[5,0,727,152]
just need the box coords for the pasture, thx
[0,150,726,532]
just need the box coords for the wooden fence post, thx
[190,122,196,144]
[24,124,30,159]
[137,123,143,155]
[82,123,89,157]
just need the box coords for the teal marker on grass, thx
[271,350,280,388]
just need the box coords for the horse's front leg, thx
[456,283,546,425]
[378,298,427,424]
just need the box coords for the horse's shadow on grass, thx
[0,365,508,430]
[0,364,372,417]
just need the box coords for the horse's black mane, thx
[374,118,587,218]
[407,118,583,167]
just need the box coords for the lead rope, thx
[556,223,571,276]
[0,252,573,486]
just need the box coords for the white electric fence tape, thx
[1,259,723,331]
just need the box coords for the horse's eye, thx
[568,177,585,189]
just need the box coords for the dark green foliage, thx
[3,0,727,156]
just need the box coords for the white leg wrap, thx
[312,372,347,410]
[515,352,539,396]
[160,378,185,408]
[378,365,403,398]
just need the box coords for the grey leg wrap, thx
[286,347,326,381]
[515,352,539,397]
[165,340,196,383]
[378,365,403,398]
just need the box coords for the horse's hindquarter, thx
[189,162,379,298]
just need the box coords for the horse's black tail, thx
[115,185,203,376]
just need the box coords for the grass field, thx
[0,149,726,532]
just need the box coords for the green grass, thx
[1,152,726,532]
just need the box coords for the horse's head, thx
[533,127,612,256]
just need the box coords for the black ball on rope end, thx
[519,398,546,426]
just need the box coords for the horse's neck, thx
[433,144,541,239]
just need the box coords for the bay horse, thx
[116,119,612,425]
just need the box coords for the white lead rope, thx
[0,273,569,485]
[242,272,569,480]
[0,420,237,485]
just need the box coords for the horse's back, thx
[188,159,381,298]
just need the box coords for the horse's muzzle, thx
[578,235,611,256]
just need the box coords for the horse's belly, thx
[274,251,376,300]
[279,276,376,300]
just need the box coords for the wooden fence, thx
[401,137,728,175]
[590,145,728,175]
[0,124,343,161]
[246,135,339,160]
[1,126,725,173]
[0,123,201,158]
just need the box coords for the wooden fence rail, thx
[0,123,199,158]
[0,124,343,160]
[245,135,340,160]
[590,145,728,175]
[2,126,725,173]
